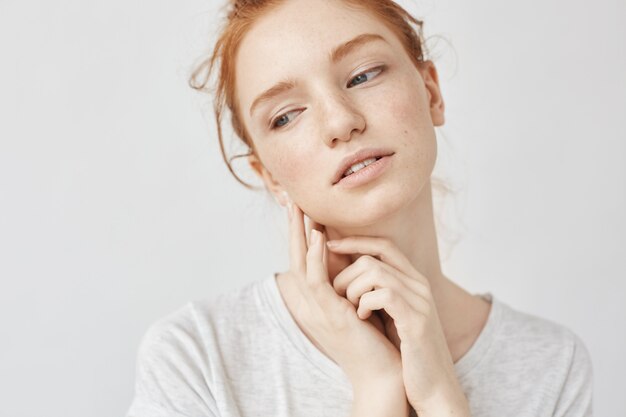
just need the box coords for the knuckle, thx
[372,262,385,275]
[357,254,375,267]
[354,256,367,267]
[380,287,394,302]
[333,284,344,297]
[345,287,358,305]
[374,287,384,298]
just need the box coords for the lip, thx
[334,154,394,189]
[332,147,395,185]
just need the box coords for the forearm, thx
[351,379,410,417]
[411,387,471,417]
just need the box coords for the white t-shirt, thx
[126,272,594,417]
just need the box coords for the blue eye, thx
[271,109,302,129]
[269,65,386,130]
[347,65,385,88]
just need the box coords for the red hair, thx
[188,0,431,190]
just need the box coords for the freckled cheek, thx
[385,85,432,142]
[388,88,427,127]
[272,151,313,187]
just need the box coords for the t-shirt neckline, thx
[259,272,501,383]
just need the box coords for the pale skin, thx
[233,0,491,415]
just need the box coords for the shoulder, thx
[136,302,199,358]
[128,302,218,416]
[493,297,594,387]
[138,279,261,350]
[128,279,265,417]
[496,297,590,357]
[136,277,270,361]
[464,296,594,415]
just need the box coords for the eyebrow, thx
[249,33,389,117]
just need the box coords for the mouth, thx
[332,147,395,185]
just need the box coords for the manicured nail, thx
[326,240,338,248]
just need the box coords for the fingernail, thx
[326,240,338,248]
[311,229,319,244]
[281,191,293,219]
[282,191,292,208]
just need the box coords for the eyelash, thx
[269,65,386,130]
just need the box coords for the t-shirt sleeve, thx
[126,304,219,417]
[552,331,594,417]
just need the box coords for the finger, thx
[305,229,340,306]
[305,220,347,281]
[326,236,429,288]
[303,214,310,249]
[307,220,328,270]
[309,218,325,233]
[345,270,429,317]
[321,230,328,272]
[306,217,325,246]
[344,268,407,308]
[287,199,308,274]
[333,255,403,297]
[357,288,414,329]
[332,256,431,315]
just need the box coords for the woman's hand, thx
[284,198,405,387]
[303,217,388,337]
[327,236,471,416]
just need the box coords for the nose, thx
[320,91,366,147]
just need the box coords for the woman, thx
[127,1,594,416]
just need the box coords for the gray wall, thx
[0,0,624,416]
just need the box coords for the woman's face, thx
[236,0,445,227]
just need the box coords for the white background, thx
[0,0,624,416]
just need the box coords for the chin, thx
[336,185,415,227]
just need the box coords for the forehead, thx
[234,0,401,113]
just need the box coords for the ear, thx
[248,153,289,206]
[418,60,445,127]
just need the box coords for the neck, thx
[326,179,445,292]
[323,179,467,345]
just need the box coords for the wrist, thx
[351,378,410,417]
[412,388,471,417]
